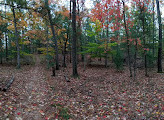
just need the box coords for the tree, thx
[72,0,78,77]
[11,1,21,69]
[152,0,155,57]
[4,2,8,62]
[140,1,148,76]
[156,0,163,72]
[132,0,153,76]
[45,0,59,70]
[122,0,132,77]
[3,0,28,68]
[0,11,7,64]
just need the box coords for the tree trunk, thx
[45,22,49,68]
[105,21,108,68]
[140,3,148,76]
[12,5,20,69]
[45,0,59,70]
[5,35,8,62]
[69,44,72,63]
[72,0,78,77]
[70,0,72,19]
[122,0,132,77]
[77,0,80,64]
[5,3,8,62]
[69,0,72,63]
[133,38,138,81]
[156,0,163,72]
[62,32,68,68]
[62,42,67,67]
[152,0,155,57]
[143,20,148,76]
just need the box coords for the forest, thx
[0,0,163,119]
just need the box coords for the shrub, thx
[113,49,124,70]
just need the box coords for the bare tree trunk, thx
[5,3,8,62]
[45,0,59,70]
[152,0,155,57]
[122,0,132,77]
[62,42,67,67]
[140,2,148,76]
[77,0,80,64]
[105,31,108,67]
[45,22,49,68]
[142,18,148,76]
[105,19,108,67]
[62,32,68,68]
[134,26,140,80]
[12,5,20,69]
[5,35,8,62]
[80,2,85,62]
[134,38,138,81]
[81,40,84,62]
[156,0,163,72]
[69,0,72,63]
[69,44,72,63]
[72,0,78,77]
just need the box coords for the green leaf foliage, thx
[81,42,117,58]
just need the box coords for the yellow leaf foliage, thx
[21,20,28,27]
[57,8,69,18]
[6,12,12,16]
[11,42,15,46]
[7,25,15,31]
[37,47,55,56]
[23,41,31,45]
[64,34,67,39]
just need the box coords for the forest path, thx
[18,55,50,120]
[0,55,52,120]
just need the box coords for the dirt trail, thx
[0,55,52,120]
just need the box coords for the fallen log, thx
[64,75,70,82]
[2,76,14,92]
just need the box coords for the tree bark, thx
[156,0,163,72]
[122,0,132,77]
[138,1,148,76]
[62,32,68,68]
[152,0,155,57]
[134,37,138,81]
[77,0,80,64]
[5,3,8,62]
[12,5,20,69]
[45,21,49,68]
[5,36,8,62]
[105,20,109,68]
[69,0,72,63]
[62,41,67,67]
[72,0,78,77]
[142,11,148,76]
[2,76,14,92]
[45,0,59,70]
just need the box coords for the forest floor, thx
[0,55,163,120]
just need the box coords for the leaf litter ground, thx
[0,56,163,120]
